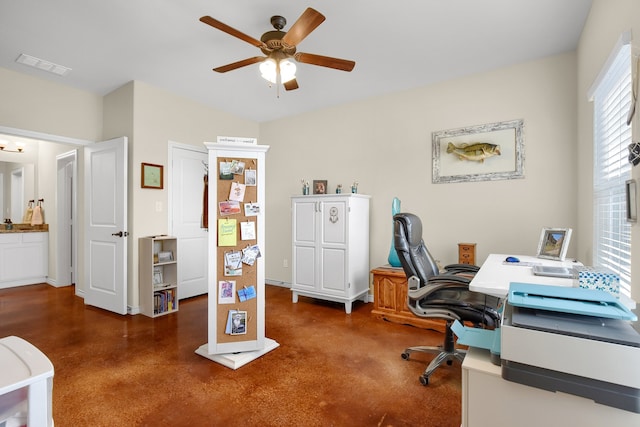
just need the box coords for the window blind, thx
[592,43,632,297]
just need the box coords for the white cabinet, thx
[0,232,48,289]
[291,194,370,313]
[139,236,179,317]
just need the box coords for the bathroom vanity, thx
[0,225,48,289]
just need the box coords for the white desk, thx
[462,254,640,426]
[470,253,636,309]
[469,253,579,298]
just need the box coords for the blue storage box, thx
[575,266,620,297]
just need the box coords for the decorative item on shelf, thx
[3,219,13,230]
[301,179,310,195]
[351,181,358,194]
[387,197,401,267]
[336,184,342,194]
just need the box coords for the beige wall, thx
[2,0,639,305]
[576,0,639,300]
[125,81,258,308]
[0,67,103,141]
[261,52,578,285]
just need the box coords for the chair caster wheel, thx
[419,375,429,386]
[401,352,410,360]
[447,360,453,366]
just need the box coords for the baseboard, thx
[266,279,374,302]
[265,279,290,288]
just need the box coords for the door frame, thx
[0,125,91,290]
[55,149,78,288]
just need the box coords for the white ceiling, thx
[0,0,593,123]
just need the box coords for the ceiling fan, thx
[200,7,355,91]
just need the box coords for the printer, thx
[500,282,640,413]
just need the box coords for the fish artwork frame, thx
[432,119,524,183]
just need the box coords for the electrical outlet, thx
[283,259,288,268]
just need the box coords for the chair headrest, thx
[394,213,423,247]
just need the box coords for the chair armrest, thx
[407,276,470,301]
[444,263,480,274]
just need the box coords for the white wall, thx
[261,53,578,285]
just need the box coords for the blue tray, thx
[508,282,637,321]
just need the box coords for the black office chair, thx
[393,212,501,385]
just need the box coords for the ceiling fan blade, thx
[284,79,299,91]
[281,8,325,47]
[294,52,355,72]
[200,16,266,49]
[213,56,265,73]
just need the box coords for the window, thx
[591,39,632,297]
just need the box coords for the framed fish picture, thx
[432,119,524,183]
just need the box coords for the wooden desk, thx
[370,266,445,332]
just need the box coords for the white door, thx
[292,198,318,291]
[169,143,208,299]
[84,137,128,314]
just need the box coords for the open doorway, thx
[0,125,90,289]
[56,150,77,287]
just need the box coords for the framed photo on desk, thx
[537,228,572,261]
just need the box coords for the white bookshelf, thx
[139,236,178,317]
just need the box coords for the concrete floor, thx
[0,284,462,426]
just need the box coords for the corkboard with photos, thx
[215,157,260,343]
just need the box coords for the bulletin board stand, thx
[195,142,279,369]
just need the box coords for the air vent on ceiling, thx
[16,53,71,76]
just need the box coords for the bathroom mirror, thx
[0,160,36,223]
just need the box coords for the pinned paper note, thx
[241,221,256,240]
[218,219,237,246]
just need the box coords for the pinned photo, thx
[218,280,236,304]
[245,169,257,186]
[244,202,260,216]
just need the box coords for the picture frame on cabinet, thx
[536,228,572,261]
[313,180,327,194]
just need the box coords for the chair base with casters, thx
[401,319,464,385]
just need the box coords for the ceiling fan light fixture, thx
[260,58,296,84]
[279,59,296,83]
[259,58,277,84]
